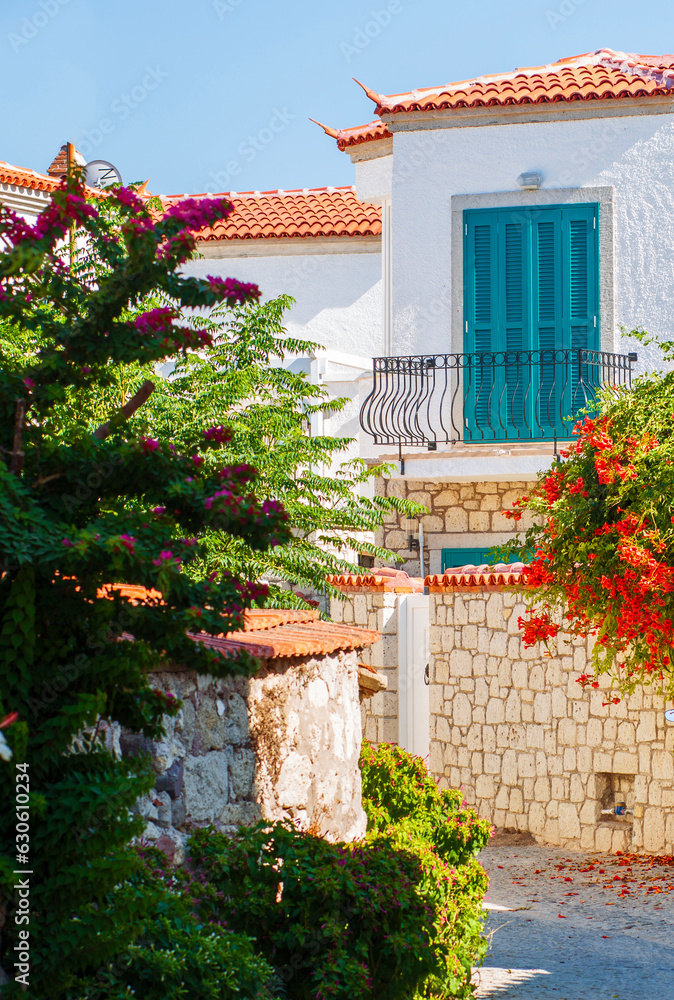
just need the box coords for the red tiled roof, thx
[101,585,379,659]
[425,563,527,592]
[195,618,380,659]
[0,160,61,193]
[310,118,392,151]
[357,49,674,116]
[162,186,381,241]
[327,570,424,593]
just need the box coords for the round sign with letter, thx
[665,709,674,723]
[84,160,123,189]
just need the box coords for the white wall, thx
[354,154,392,205]
[185,250,382,359]
[391,112,674,376]
[0,184,51,224]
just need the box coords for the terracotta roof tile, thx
[327,570,424,593]
[237,608,319,632]
[0,160,61,193]
[162,186,381,241]
[310,118,392,150]
[100,584,379,659]
[193,620,380,659]
[425,563,528,592]
[358,49,674,116]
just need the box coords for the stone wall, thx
[330,592,399,746]
[429,588,674,855]
[123,649,366,861]
[376,477,537,576]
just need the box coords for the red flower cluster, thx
[518,409,674,686]
[518,612,560,648]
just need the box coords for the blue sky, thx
[2,0,674,196]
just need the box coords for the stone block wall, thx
[330,591,400,745]
[123,649,366,861]
[375,477,538,576]
[429,588,674,855]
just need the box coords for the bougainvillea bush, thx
[189,823,438,1000]
[65,846,279,1000]
[504,359,674,699]
[0,174,289,996]
[360,741,491,999]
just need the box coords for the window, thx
[441,547,523,573]
[463,203,599,441]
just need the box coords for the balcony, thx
[360,349,636,449]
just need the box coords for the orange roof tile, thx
[310,118,392,151]
[237,608,319,632]
[162,186,381,241]
[357,49,674,116]
[194,619,380,659]
[99,583,164,603]
[327,570,424,593]
[0,160,61,193]
[101,584,379,660]
[425,563,528,592]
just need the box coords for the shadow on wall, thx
[120,649,370,862]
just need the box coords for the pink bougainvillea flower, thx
[118,534,136,552]
[203,425,230,444]
[152,549,180,567]
[139,437,161,453]
[152,506,166,516]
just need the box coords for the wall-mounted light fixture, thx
[517,171,543,190]
[405,514,420,552]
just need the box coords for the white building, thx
[177,48,674,576]
[7,50,674,574]
[0,159,60,224]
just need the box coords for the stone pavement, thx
[473,842,674,1000]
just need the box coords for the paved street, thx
[474,843,674,1000]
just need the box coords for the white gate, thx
[398,594,430,760]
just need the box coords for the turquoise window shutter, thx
[441,547,524,572]
[463,203,599,441]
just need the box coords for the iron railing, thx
[360,349,636,448]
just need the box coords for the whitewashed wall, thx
[390,112,674,376]
[354,154,392,205]
[0,183,51,223]
[185,250,382,360]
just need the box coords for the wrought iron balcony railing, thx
[360,349,636,448]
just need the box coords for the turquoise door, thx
[463,204,599,441]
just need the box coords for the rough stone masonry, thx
[119,609,380,860]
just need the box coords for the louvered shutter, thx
[501,219,528,437]
[563,206,599,411]
[463,204,598,441]
[464,213,497,439]
[532,212,563,433]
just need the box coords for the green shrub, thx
[360,741,492,999]
[189,822,440,1000]
[65,846,278,1000]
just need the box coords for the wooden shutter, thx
[463,204,599,441]
[501,219,527,433]
[464,213,497,438]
